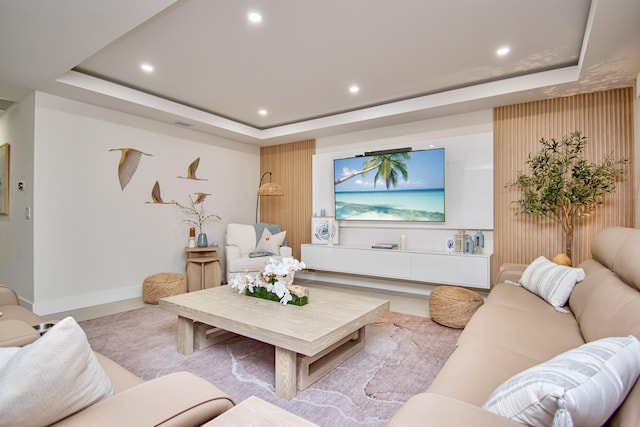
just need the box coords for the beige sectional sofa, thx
[0,285,234,426]
[387,226,640,426]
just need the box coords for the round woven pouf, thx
[142,272,187,304]
[429,285,484,328]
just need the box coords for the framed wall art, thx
[0,143,8,216]
[311,216,339,244]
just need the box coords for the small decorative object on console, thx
[445,238,454,253]
[454,229,467,253]
[311,216,339,245]
[399,234,407,250]
[371,243,398,249]
[231,257,308,305]
[188,227,196,248]
[474,230,484,253]
[464,235,474,254]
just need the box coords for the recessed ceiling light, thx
[349,85,360,94]
[258,108,268,116]
[248,11,262,23]
[140,63,154,73]
[496,46,510,56]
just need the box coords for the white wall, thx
[313,110,494,252]
[25,93,259,314]
[300,110,494,293]
[0,94,36,303]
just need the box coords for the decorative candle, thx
[400,234,407,250]
[188,227,196,248]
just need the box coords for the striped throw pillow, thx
[519,256,585,308]
[483,336,640,427]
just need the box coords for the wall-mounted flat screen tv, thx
[334,148,445,222]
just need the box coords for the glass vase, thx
[197,233,208,247]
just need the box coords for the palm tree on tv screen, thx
[335,152,411,189]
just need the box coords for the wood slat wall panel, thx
[260,139,315,260]
[493,88,635,284]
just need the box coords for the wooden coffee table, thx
[159,285,389,399]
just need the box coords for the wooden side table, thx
[184,247,221,291]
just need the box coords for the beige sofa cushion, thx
[428,337,541,406]
[0,304,47,326]
[0,317,114,427]
[457,302,584,363]
[589,226,640,291]
[0,319,40,347]
[570,259,640,342]
[387,393,523,427]
[486,283,578,324]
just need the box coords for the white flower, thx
[232,257,306,305]
[230,272,257,293]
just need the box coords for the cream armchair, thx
[225,223,292,283]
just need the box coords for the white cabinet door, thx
[301,244,490,289]
[410,253,489,288]
[302,245,412,279]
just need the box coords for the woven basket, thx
[429,285,484,328]
[142,272,187,304]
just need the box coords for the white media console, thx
[301,244,491,289]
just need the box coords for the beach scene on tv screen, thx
[334,149,445,222]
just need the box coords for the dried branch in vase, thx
[175,194,221,234]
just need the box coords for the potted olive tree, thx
[509,131,627,262]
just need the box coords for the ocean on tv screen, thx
[335,188,444,221]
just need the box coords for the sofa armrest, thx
[385,393,522,427]
[495,263,528,285]
[0,319,40,347]
[225,245,241,261]
[0,285,20,306]
[280,246,293,257]
[52,371,234,427]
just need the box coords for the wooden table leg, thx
[177,315,195,355]
[297,328,364,390]
[275,346,297,400]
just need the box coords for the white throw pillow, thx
[519,255,585,307]
[254,228,286,255]
[0,317,114,427]
[483,336,640,427]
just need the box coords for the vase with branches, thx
[175,194,221,247]
[509,131,627,261]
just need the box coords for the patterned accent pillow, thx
[254,228,287,255]
[519,256,585,307]
[483,336,640,427]
[0,317,114,427]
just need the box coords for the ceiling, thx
[1,0,639,146]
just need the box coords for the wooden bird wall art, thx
[145,181,174,204]
[110,148,153,190]
[193,192,211,204]
[177,157,207,181]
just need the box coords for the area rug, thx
[79,305,461,426]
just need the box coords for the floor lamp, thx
[256,171,284,223]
